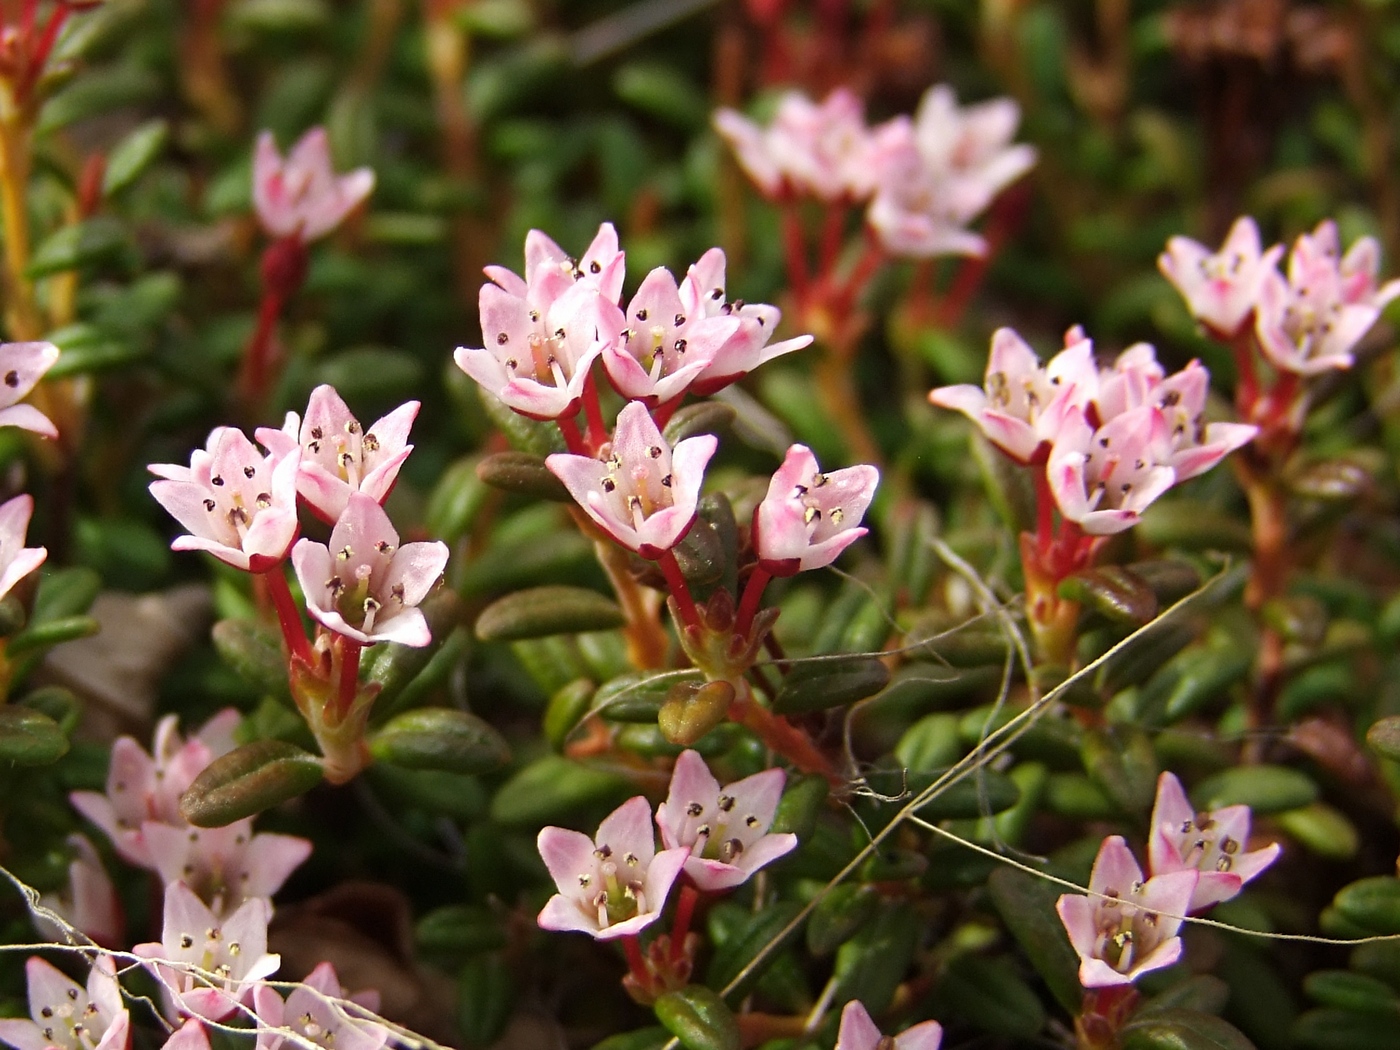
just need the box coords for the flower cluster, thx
[538,750,797,938]
[1057,772,1280,988]
[930,326,1256,536]
[715,85,1035,258]
[456,224,811,422]
[1161,216,1400,376]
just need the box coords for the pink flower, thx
[1254,221,1394,375]
[37,835,124,949]
[70,710,241,868]
[1142,360,1256,480]
[253,128,374,243]
[159,1022,209,1050]
[867,85,1035,258]
[681,248,812,395]
[455,280,619,421]
[257,385,419,524]
[134,881,280,1022]
[1148,772,1281,913]
[145,820,312,915]
[834,1000,942,1050]
[602,265,741,405]
[546,401,717,558]
[1047,405,1177,536]
[0,957,129,1050]
[1056,836,1198,988]
[537,796,689,940]
[253,963,387,1050]
[1158,217,1282,337]
[655,750,797,892]
[484,222,626,309]
[753,445,878,575]
[929,328,1096,464]
[714,88,878,202]
[148,427,301,573]
[0,494,47,601]
[0,341,59,437]
[291,492,449,647]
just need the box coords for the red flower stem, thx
[1033,464,1056,559]
[557,415,589,456]
[1230,329,1262,421]
[830,234,884,318]
[22,3,70,100]
[781,203,810,307]
[621,935,649,985]
[651,395,683,431]
[336,637,362,719]
[240,287,286,407]
[582,375,610,452]
[735,565,772,641]
[657,548,702,634]
[817,204,847,283]
[669,884,700,965]
[264,567,312,664]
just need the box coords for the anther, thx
[497,332,509,345]
[686,802,703,817]
[243,465,256,478]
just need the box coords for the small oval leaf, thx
[475,586,625,642]
[0,707,69,766]
[772,655,891,715]
[369,708,511,775]
[179,740,324,827]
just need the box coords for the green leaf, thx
[662,402,736,446]
[37,65,158,134]
[987,867,1082,1014]
[935,953,1046,1039]
[1060,566,1158,625]
[831,902,919,1014]
[769,774,828,841]
[1303,970,1400,1014]
[589,1028,670,1050]
[475,586,625,641]
[475,451,569,501]
[7,615,100,656]
[1122,1009,1258,1050]
[20,686,82,736]
[705,901,803,997]
[103,119,169,197]
[1138,975,1232,1019]
[26,218,128,279]
[416,905,507,958]
[613,64,708,130]
[457,954,514,1049]
[593,671,693,723]
[179,740,324,827]
[654,986,740,1050]
[1367,715,1400,762]
[369,708,511,775]
[212,618,291,701]
[45,324,144,378]
[0,707,69,766]
[1192,764,1319,814]
[488,755,630,825]
[1334,877,1400,934]
[772,655,891,715]
[1293,1008,1400,1050]
[807,884,880,956]
[1274,803,1359,860]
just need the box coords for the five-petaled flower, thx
[456,280,616,422]
[0,494,47,602]
[753,444,878,575]
[833,1000,943,1050]
[70,710,241,869]
[537,796,689,940]
[252,962,387,1050]
[682,248,812,396]
[1158,216,1282,338]
[145,819,312,916]
[253,128,374,244]
[0,341,59,438]
[1056,835,1198,988]
[148,427,301,573]
[1148,772,1281,913]
[655,749,798,892]
[1046,405,1177,536]
[134,881,280,1022]
[547,401,717,559]
[291,492,449,647]
[258,385,419,524]
[0,957,129,1050]
[867,85,1035,258]
[714,88,878,203]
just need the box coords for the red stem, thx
[651,395,683,431]
[735,565,771,641]
[557,415,589,456]
[1033,465,1056,559]
[1230,329,1261,421]
[670,884,699,965]
[336,637,362,719]
[622,935,649,985]
[781,203,810,307]
[657,548,702,634]
[240,287,286,407]
[264,568,312,664]
[817,204,847,285]
[582,374,610,452]
[830,234,885,318]
[21,3,69,102]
